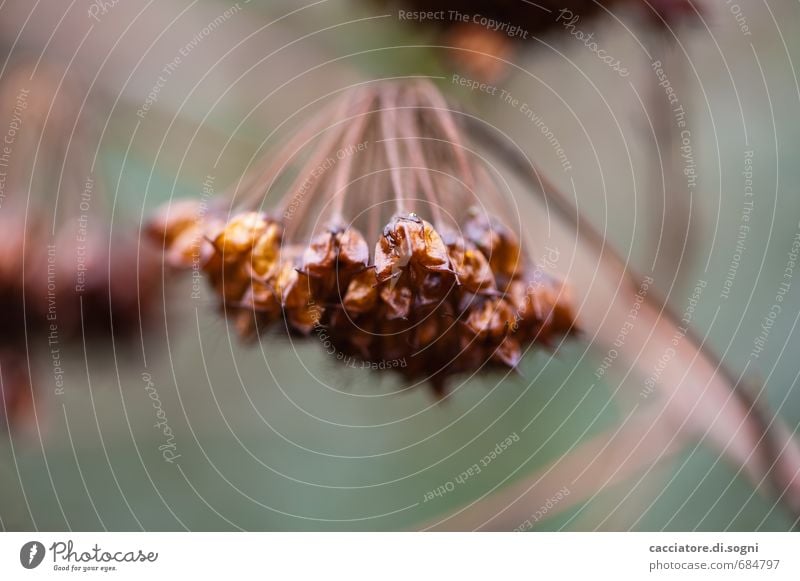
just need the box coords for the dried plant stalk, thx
[462,117,800,524]
[424,410,683,530]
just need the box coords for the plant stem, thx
[463,114,800,525]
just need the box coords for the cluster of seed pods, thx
[149,202,574,393]
[148,80,576,393]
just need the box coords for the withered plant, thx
[149,79,800,523]
[149,81,576,395]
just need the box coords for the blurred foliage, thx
[1,0,799,531]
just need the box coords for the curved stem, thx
[463,115,800,524]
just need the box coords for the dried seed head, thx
[149,80,576,393]
[343,269,378,315]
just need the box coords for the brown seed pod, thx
[446,239,496,294]
[343,268,378,315]
[240,279,281,315]
[463,296,515,340]
[303,227,369,277]
[146,198,205,248]
[212,212,271,261]
[380,283,414,321]
[278,263,322,335]
[375,213,452,283]
[249,221,284,280]
[463,209,522,281]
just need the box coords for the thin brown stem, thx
[379,85,408,215]
[278,113,352,241]
[396,104,444,228]
[236,104,338,213]
[330,91,375,224]
[419,81,476,192]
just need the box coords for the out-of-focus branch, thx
[463,115,800,524]
[424,410,682,530]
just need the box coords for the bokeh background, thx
[0,0,799,531]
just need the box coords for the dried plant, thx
[151,78,800,525]
[149,81,576,395]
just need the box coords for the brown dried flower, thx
[149,80,575,394]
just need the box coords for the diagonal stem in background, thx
[462,115,800,526]
[424,410,683,531]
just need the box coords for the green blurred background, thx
[0,0,799,531]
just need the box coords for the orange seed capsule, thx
[343,268,378,315]
[249,222,284,280]
[213,212,270,260]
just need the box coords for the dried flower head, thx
[150,80,575,394]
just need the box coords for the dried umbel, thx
[149,80,575,394]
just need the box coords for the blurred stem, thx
[424,410,682,531]
[463,116,800,526]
